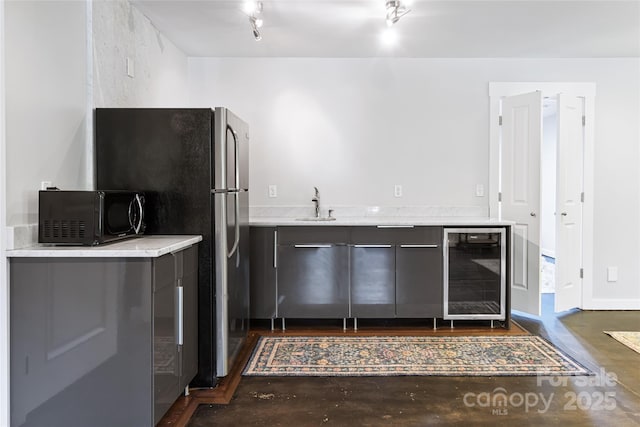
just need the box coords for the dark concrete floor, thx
[188,296,640,426]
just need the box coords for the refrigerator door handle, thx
[233,126,240,191]
[228,191,240,259]
[226,124,240,191]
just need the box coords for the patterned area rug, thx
[604,331,640,354]
[243,336,590,377]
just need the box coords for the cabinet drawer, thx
[351,226,442,245]
[277,226,349,245]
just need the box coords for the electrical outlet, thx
[607,267,618,282]
[40,181,52,191]
[268,184,277,198]
[476,184,485,197]
[394,184,402,198]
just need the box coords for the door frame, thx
[0,1,9,425]
[489,82,596,311]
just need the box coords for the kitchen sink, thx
[295,217,337,221]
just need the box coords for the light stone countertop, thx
[6,235,202,258]
[250,216,514,227]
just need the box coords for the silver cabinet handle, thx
[376,225,415,229]
[176,285,184,346]
[294,244,332,248]
[353,244,392,248]
[400,244,438,248]
[273,230,278,268]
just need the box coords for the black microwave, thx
[38,190,145,245]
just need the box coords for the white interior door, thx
[555,94,584,312]
[501,91,542,316]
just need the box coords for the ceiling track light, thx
[385,0,410,26]
[244,1,264,41]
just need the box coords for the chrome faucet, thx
[312,187,320,218]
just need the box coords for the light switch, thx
[394,184,402,198]
[268,185,277,198]
[126,57,135,78]
[607,267,618,282]
[476,184,485,197]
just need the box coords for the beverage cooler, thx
[443,228,506,320]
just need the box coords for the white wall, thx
[3,0,189,229]
[93,0,189,108]
[188,57,640,307]
[5,1,88,226]
[189,58,492,210]
[541,109,557,258]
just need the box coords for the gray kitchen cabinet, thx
[349,228,396,318]
[249,225,507,325]
[249,227,277,319]
[153,245,199,424]
[396,242,443,317]
[350,246,395,317]
[9,244,198,427]
[277,227,349,319]
[351,226,443,318]
[179,246,199,391]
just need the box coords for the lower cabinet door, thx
[249,227,277,319]
[396,245,443,317]
[153,254,179,426]
[180,245,199,391]
[277,245,349,318]
[350,246,395,318]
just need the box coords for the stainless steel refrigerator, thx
[95,108,250,385]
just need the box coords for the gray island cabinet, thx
[7,235,201,427]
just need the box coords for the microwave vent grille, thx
[43,220,86,239]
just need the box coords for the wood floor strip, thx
[157,332,259,427]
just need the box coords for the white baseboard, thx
[582,298,640,310]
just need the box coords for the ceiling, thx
[131,0,640,58]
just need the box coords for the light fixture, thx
[380,27,398,46]
[385,0,410,27]
[250,16,262,41]
[244,1,264,41]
